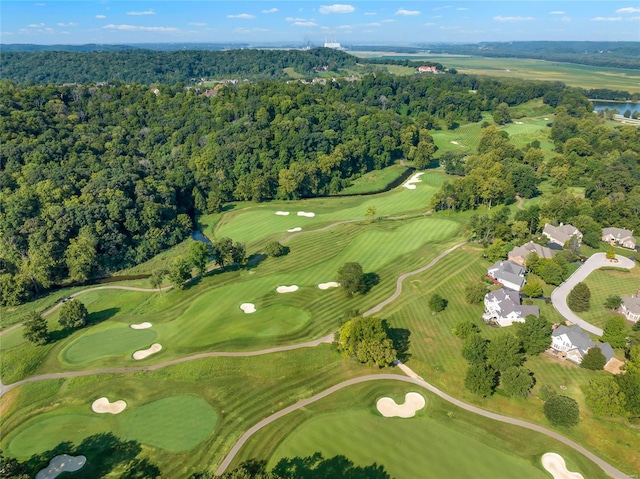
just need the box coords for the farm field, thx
[353,52,640,92]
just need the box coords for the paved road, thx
[214,369,631,479]
[550,253,636,336]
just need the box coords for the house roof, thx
[597,342,615,362]
[552,325,593,353]
[543,223,582,245]
[488,261,526,288]
[485,288,539,318]
[509,241,555,261]
[603,227,637,246]
[622,295,640,315]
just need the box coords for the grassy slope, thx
[337,163,409,195]
[581,267,640,329]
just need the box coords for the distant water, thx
[591,101,640,114]
[192,231,212,244]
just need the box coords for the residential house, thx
[621,293,640,322]
[542,223,583,247]
[483,288,539,327]
[602,227,637,250]
[508,241,555,266]
[551,325,615,365]
[418,65,437,73]
[487,260,526,291]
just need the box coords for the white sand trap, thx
[36,454,86,479]
[275,211,290,216]
[318,282,340,290]
[515,121,524,124]
[541,453,584,479]
[287,227,302,232]
[132,343,162,360]
[240,303,256,313]
[403,172,424,190]
[130,322,152,329]
[91,397,127,414]
[450,140,459,144]
[544,117,550,120]
[297,211,315,217]
[377,392,425,418]
[276,285,299,293]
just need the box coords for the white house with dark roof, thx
[621,293,640,322]
[483,288,539,327]
[542,223,583,247]
[602,227,637,250]
[487,260,526,291]
[551,325,615,365]
[508,241,555,266]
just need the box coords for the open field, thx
[337,163,409,195]
[353,53,640,93]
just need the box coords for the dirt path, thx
[214,369,631,479]
[516,194,524,210]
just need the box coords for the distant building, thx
[508,241,555,266]
[621,292,640,322]
[543,223,583,247]
[483,288,539,327]
[602,227,637,250]
[487,260,526,292]
[551,325,614,365]
[418,65,437,73]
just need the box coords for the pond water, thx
[591,101,640,114]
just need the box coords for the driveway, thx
[550,253,636,336]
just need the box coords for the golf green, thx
[269,410,549,479]
[60,325,158,364]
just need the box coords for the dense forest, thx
[418,41,640,70]
[0,72,568,305]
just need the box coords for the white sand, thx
[515,121,524,124]
[541,453,584,479]
[318,282,340,290]
[287,227,302,232]
[544,117,550,120]
[403,172,424,190]
[36,454,86,479]
[91,397,127,414]
[377,392,425,418]
[297,211,315,217]
[276,285,299,293]
[450,140,459,145]
[130,322,152,329]
[132,343,162,360]
[240,303,256,313]
[275,211,290,216]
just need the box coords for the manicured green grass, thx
[60,325,158,364]
[337,164,409,195]
[581,266,640,329]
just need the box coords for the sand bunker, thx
[377,392,425,418]
[276,285,299,293]
[132,343,162,360]
[403,172,424,190]
[515,121,524,124]
[541,453,584,479]
[544,117,550,120]
[287,227,302,232]
[450,140,459,145]
[318,282,340,290]
[36,454,86,479]
[91,397,127,414]
[297,211,315,217]
[130,322,152,329]
[275,211,290,216]
[240,303,256,313]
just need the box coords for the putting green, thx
[269,411,549,479]
[117,395,217,452]
[60,325,158,364]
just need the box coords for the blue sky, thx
[1,1,639,45]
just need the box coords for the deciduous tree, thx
[543,395,580,427]
[464,363,497,397]
[428,293,448,314]
[23,311,48,345]
[168,257,191,290]
[337,262,366,297]
[189,240,211,277]
[580,347,607,370]
[501,366,535,399]
[602,316,627,348]
[336,316,396,368]
[486,333,524,371]
[58,299,88,329]
[515,314,552,355]
[583,376,626,417]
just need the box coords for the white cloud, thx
[56,22,78,27]
[432,15,443,19]
[381,19,396,23]
[28,23,45,27]
[1,31,14,35]
[615,7,640,13]
[425,22,436,26]
[104,24,179,32]
[227,13,256,19]
[494,16,535,22]
[95,15,106,19]
[293,21,318,26]
[262,8,278,14]
[286,17,308,22]
[188,22,206,26]
[396,9,420,16]
[364,12,376,16]
[432,5,451,11]
[364,22,381,27]
[235,27,269,33]
[456,7,469,11]
[127,10,155,16]
[440,25,460,30]
[591,16,622,21]
[319,4,355,14]
[627,16,640,20]
[549,11,565,15]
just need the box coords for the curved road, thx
[214,370,631,479]
[550,253,636,336]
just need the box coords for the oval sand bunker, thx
[297,211,315,217]
[377,392,425,418]
[318,282,340,290]
[240,303,256,313]
[275,211,290,216]
[130,322,152,329]
[287,227,302,232]
[36,454,86,479]
[133,343,162,360]
[541,453,584,479]
[276,285,299,293]
[92,397,127,414]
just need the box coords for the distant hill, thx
[414,41,640,70]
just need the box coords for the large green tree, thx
[464,363,497,397]
[58,299,88,329]
[567,282,591,312]
[168,257,192,290]
[64,229,98,283]
[22,311,48,345]
[337,262,366,297]
[501,366,535,399]
[464,282,487,305]
[543,395,580,427]
[428,294,448,314]
[601,316,627,348]
[336,316,396,368]
[486,333,524,371]
[461,334,488,364]
[188,240,211,277]
[515,314,552,355]
[580,347,607,370]
[583,376,627,417]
